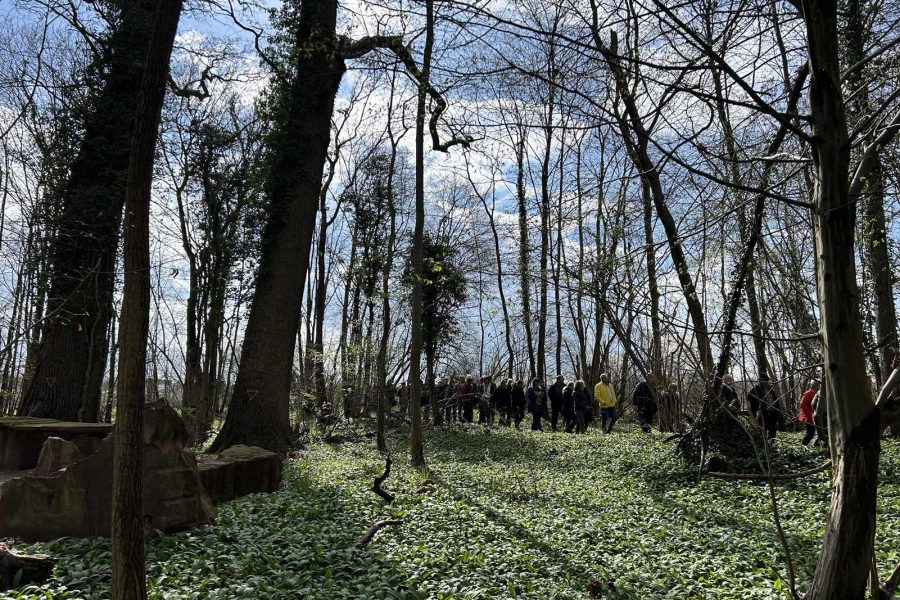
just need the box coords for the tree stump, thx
[0,541,55,591]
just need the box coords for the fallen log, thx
[0,540,55,591]
[355,519,402,547]
[706,461,830,482]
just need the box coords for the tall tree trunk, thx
[573,144,588,379]
[803,1,879,597]
[515,131,536,379]
[843,0,898,389]
[111,1,182,597]
[313,190,328,412]
[537,63,555,381]
[20,0,158,422]
[376,128,400,451]
[641,178,662,379]
[407,0,439,467]
[104,315,117,423]
[210,0,347,453]
[554,136,564,375]
[707,40,773,380]
[592,16,714,373]
[476,181,515,379]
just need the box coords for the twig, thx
[372,455,395,503]
[871,553,882,600]
[882,560,900,599]
[706,462,830,482]
[761,436,799,600]
[354,519,402,547]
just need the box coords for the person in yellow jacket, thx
[593,373,618,434]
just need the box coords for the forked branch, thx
[342,35,473,152]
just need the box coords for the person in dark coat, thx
[494,379,512,426]
[548,375,565,432]
[748,373,779,440]
[573,380,590,434]
[511,380,527,429]
[435,377,448,422]
[632,373,658,433]
[527,377,545,431]
[562,381,576,433]
[721,374,739,412]
[478,375,497,425]
[458,375,476,423]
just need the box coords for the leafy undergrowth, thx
[5,425,900,599]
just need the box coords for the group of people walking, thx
[407,371,683,434]
[396,370,823,443]
[723,372,825,445]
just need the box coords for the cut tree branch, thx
[706,461,830,481]
[355,519,402,547]
[341,35,472,152]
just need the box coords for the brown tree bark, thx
[210,0,348,453]
[111,1,182,598]
[20,0,158,423]
[802,1,880,597]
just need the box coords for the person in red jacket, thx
[799,379,821,446]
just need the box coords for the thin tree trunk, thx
[641,178,662,379]
[475,178,515,379]
[515,131,536,379]
[376,136,400,450]
[408,0,438,467]
[111,1,182,597]
[537,48,556,381]
[591,16,714,373]
[104,315,117,423]
[554,134,564,376]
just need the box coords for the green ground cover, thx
[5,425,900,599]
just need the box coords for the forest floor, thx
[5,423,900,599]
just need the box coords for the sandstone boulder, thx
[0,418,112,471]
[0,401,214,542]
[198,445,282,504]
[32,437,84,477]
